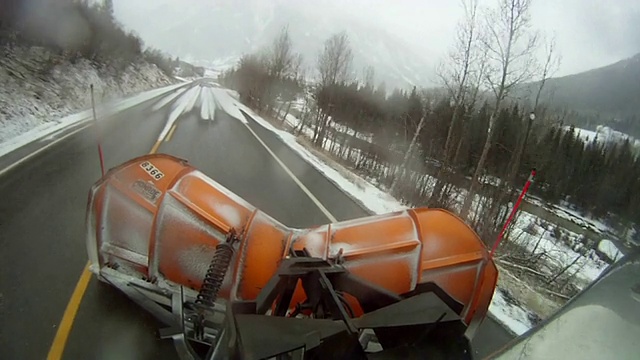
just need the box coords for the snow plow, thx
[86,154,498,359]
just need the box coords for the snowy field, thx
[509,211,610,285]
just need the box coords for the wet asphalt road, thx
[0,80,514,359]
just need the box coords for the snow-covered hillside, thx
[571,125,640,149]
[112,0,435,89]
[0,46,175,144]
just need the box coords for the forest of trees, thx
[220,0,640,244]
[0,0,175,76]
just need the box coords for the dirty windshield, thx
[1,0,638,359]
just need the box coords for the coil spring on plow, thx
[196,230,238,308]
[196,244,233,307]
[189,231,239,342]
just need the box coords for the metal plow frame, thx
[95,254,473,360]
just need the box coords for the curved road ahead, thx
[0,80,513,359]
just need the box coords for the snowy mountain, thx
[528,52,640,119]
[112,0,435,89]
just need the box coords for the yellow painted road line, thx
[47,114,176,359]
[149,140,162,154]
[165,124,177,142]
[47,262,92,360]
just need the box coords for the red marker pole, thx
[91,84,105,177]
[490,169,536,257]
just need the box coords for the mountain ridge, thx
[530,51,640,120]
[112,0,435,89]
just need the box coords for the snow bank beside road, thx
[0,46,177,145]
[0,81,187,159]
[232,101,406,215]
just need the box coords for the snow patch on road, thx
[184,86,201,113]
[157,86,201,141]
[212,88,246,123]
[200,87,216,121]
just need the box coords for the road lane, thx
[0,81,514,359]
[242,111,370,222]
[157,110,334,228]
[0,83,195,359]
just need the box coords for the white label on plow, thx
[140,161,165,180]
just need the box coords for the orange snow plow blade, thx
[86,154,497,356]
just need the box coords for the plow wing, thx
[86,154,497,359]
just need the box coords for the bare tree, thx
[264,26,305,118]
[317,31,353,86]
[460,0,540,219]
[430,0,483,205]
[268,26,296,79]
[478,35,562,247]
[507,35,561,181]
[314,31,353,146]
[390,114,427,192]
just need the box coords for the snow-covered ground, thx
[598,239,622,262]
[510,211,609,286]
[527,196,614,236]
[572,127,599,143]
[565,125,640,147]
[0,45,176,146]
[489,288,535,336]
[570,125,640,152]
[550,204,612,235]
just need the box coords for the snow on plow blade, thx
[86,154,497,357]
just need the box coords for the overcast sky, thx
[111,0,639,77]
[333,0,640,76]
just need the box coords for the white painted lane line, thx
[242,122,338,223]
[0,122,91,178]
